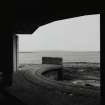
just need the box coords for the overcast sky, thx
[18,14,100,52]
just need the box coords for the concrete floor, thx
[4,66,100,105]
[0,89,26,105]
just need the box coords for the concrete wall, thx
[0,32,13,87]
[42,57,63,65]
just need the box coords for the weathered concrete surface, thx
[6,64,100,105]
[42,57,63,65]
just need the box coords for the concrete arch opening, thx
[16,14,100,68]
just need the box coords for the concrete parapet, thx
[42,57,63,65]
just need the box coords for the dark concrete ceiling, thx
[14,0,101,34]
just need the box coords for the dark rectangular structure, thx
[42,57,63,65]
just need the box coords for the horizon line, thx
[18,50,100,53]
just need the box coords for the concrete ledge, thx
[23,64,100,96]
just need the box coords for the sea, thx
[18,51,100,64]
